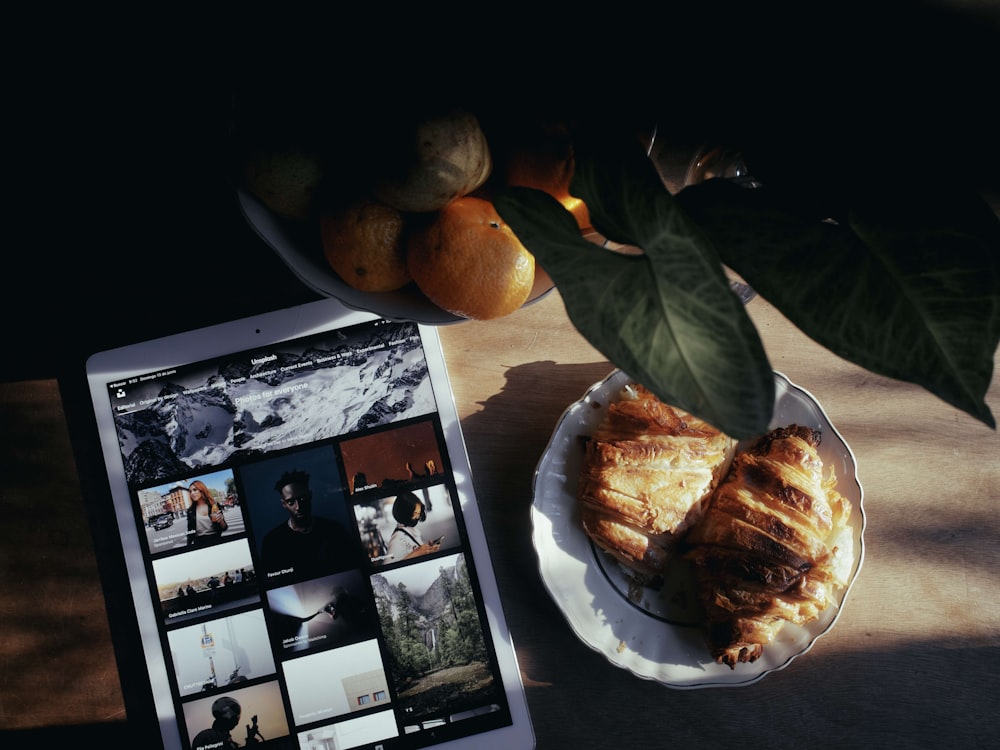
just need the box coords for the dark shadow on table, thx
[458,358,615,614]
[1,722,130,749]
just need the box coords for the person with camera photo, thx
[191,696,242,750]
[386,491,442,561]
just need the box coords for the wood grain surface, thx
[439,291,1000,750]
[1,290,997,749]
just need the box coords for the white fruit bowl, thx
[236,187,555,325]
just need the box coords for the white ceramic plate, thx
[235,188,554,325]
[531,369,866,688]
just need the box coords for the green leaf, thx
[494,138,774,439]
[676,179,1000,428]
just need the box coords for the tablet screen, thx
[85,299,533,750]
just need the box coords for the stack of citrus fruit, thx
[240,106,586,321]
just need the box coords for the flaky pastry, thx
[577,384,737,578]
[683,424,854,667]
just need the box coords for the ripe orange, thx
[500,120,591,231]
[407,196,535,320]
[320,198,412,292]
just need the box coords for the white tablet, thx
[85,296,534,750]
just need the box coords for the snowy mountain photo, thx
[114,319,437,486]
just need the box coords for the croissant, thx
[577,384,738,578]
[683,424,854,667]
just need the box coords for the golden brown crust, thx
[579,505,673,578]
[577,384,737,576]
[683,424,853,668]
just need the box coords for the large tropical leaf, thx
[494,137,774,439]
[676,179,1000,428]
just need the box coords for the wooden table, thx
[2,286,997,748]
[444,292,1000,750]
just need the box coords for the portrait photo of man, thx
[238,445,361,585]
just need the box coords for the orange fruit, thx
[320,198,412,292]
[500,120,591,231]
[407,196,535,320]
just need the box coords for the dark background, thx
[7,3,999,386]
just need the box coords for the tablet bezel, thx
[84,296,534,750]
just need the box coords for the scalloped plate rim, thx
[530,369,867,689]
